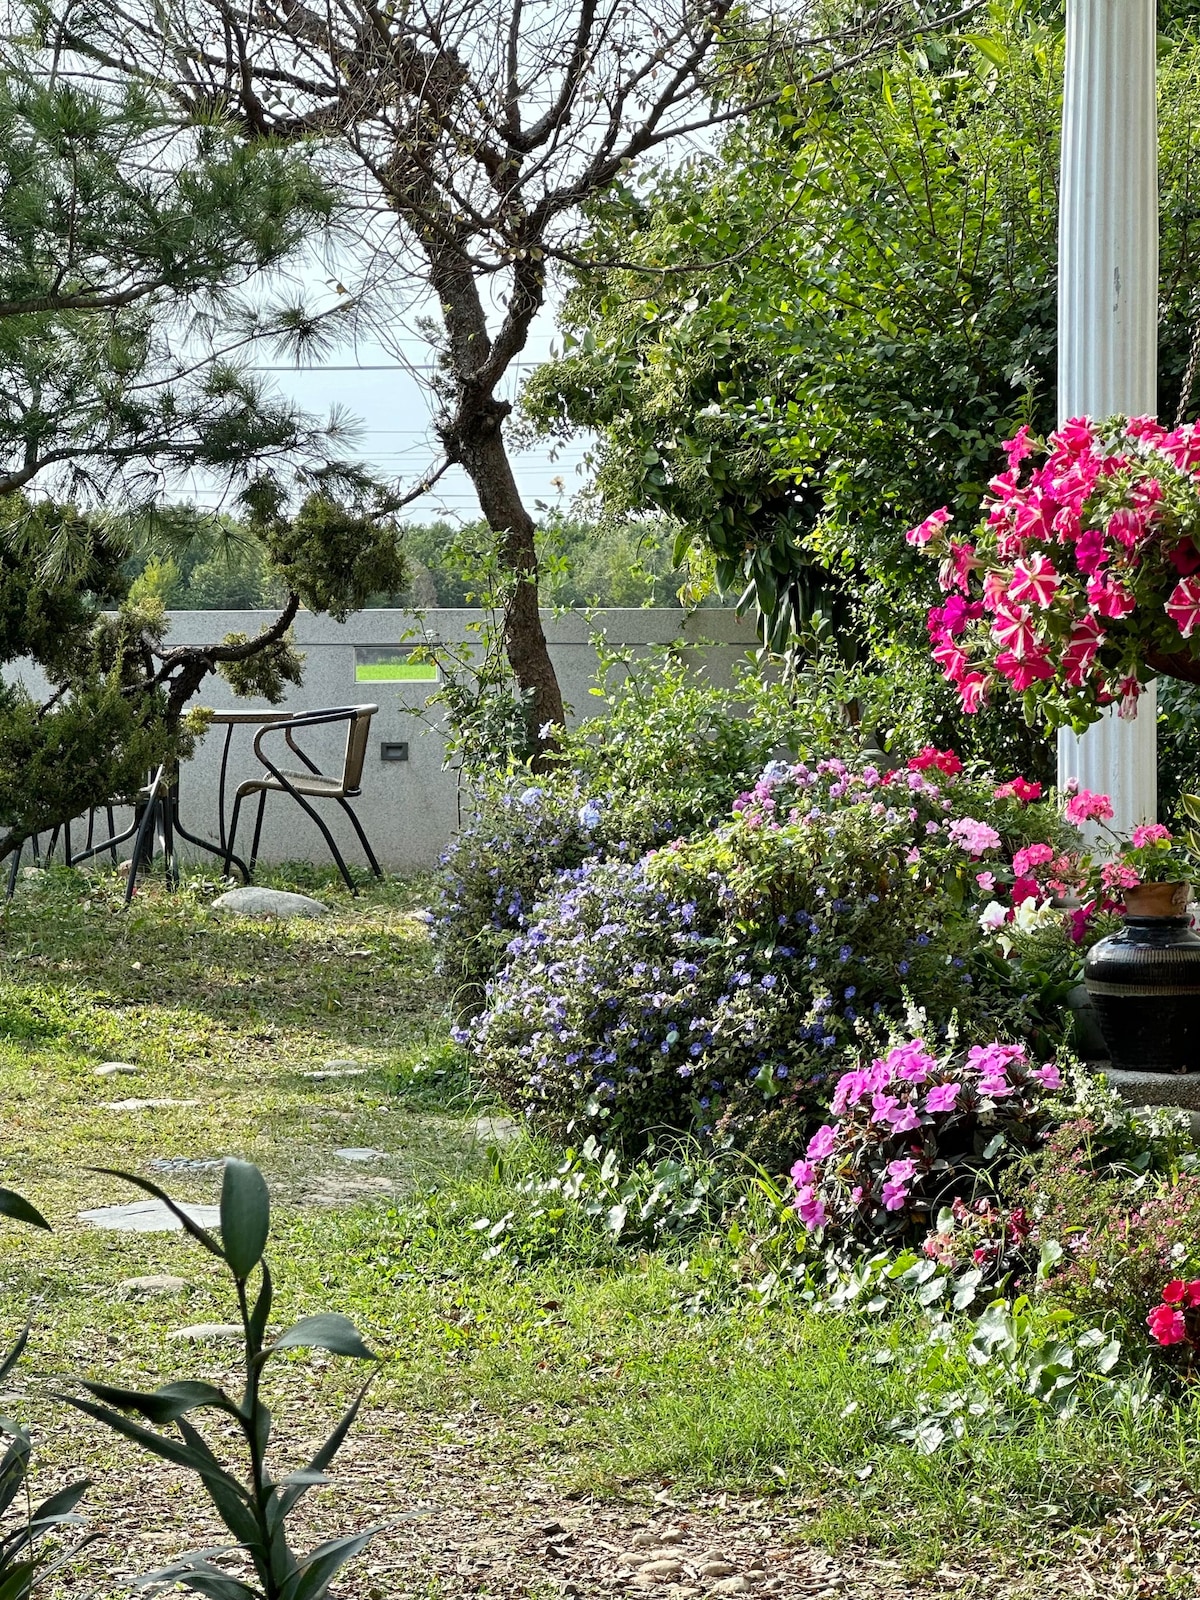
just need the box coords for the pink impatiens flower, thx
[793,1185,827,1230]
[806,1124,836,1161]
[925,1082,961,1113]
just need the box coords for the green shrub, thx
[434,646,986,1004]
[464,754,1072,1162]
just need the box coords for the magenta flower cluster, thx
[789,1036,1062,1238]
[907,416,1200,730]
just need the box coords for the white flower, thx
[978,900,1009,933]
[1012,896,1059,934]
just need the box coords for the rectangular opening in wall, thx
[354,647,439,683]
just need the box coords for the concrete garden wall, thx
[8,608,758,872]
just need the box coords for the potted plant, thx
[1079,796,1200,1073]
[905,415,1200,729]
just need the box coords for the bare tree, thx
[43,0,971,759]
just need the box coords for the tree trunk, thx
[450,396,566,761]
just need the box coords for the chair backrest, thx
[341,705,378,792]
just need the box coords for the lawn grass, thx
[2,867,1199,1598]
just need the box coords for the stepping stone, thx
[78,1200,221,1234]
[146,1157,225,1174]
[101,1099,201,1112]
[169,1324,242,1343]
[211,888,330,919]
[301,1062,369,1081]
[475,1115,521,1146]
[334,1147,385,1162]
[94,1062,138,1077]
[119,1275,190,1296]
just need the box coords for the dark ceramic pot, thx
[1084,882,1200,1072]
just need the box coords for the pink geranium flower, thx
[1012,842,1054,876]
[1147,1304,1188,1346]
[1130,823,1172,849]
[1065,788,1114,825]
[993,777,1042,804]
[947,817,1002,857]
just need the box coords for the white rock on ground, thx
[118,1275,190,1295]
[211,887,330,919]
[93,1062,138,1077]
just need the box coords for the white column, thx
[1056,0,1159,830]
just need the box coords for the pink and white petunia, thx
[1166,576,1200,639]
[1007,552,1061,609]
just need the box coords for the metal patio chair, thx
[221,704,382,894]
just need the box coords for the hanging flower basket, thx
[907,416,1200,728]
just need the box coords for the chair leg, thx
[106,806,118,867]
[276,783,358,895]
[336,797,383,878]
[161,795,179,890]
[223,794,246,882]
[125,778,164,908]
[249,791,268,878]
[63,818,73,867]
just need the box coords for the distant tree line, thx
[121,513,697,612]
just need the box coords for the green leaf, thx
[80,1380,236,1425]
[962,33,1009,67]
[270,1315,376,1361]
[60,1395,256,1528]
[0,1557,39,1600]
[29,1478,91,1530]
[0,1189,50,1232]
[220,1161,271,1280]
[0,1329,29,1389]
[280,1529,379,1600]
[249,1260,274,1352]
[174,1418,266,1559]
[1095,1338,1122,1375]
[133,1557,260,1600]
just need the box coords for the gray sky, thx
[178,305,595,525]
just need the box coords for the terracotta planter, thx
[1084,881,1200,1072]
